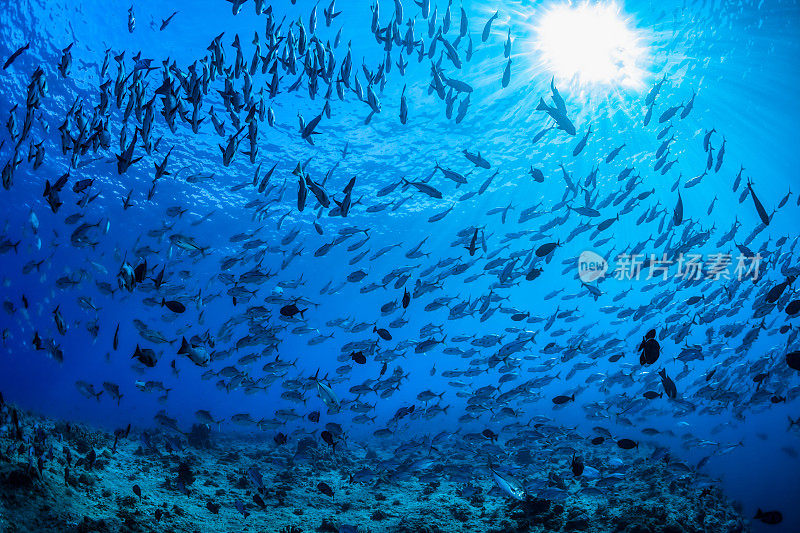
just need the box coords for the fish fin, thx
[536,98,548,111]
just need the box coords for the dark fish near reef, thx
[754,509,782,525]
[552,394,574,405]
[161,298,185,313]
[786,351,800,372]
[638,330,660,365]
[570,454,583,476]
[132,345,157,367]
[280,303,307,318]
[321,430,336,451]
[659,369,677,399]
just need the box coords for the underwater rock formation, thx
[0,405,748,532]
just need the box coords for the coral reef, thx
[0,406,748,532]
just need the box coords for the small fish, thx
[402,178,442,199]
[536,242,559,257]
[746,179,770,226]
[321,430,336,451]
[482,11,499,42]
[489,464,525,500]
[160,11,178,31]
[536,96,575,135]
[552,394,575,405]
[753,509,782,525]
[161,298,186,313]
[3,43,30,70]
[572,126,592,156]
[280,303,307,318]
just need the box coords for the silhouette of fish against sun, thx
[0,0,799,532]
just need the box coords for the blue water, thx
[1,0,799,530]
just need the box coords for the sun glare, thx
[535,2,650,90]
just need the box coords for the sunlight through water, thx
[534,1,651,91]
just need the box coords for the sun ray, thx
[534,1,651,91]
